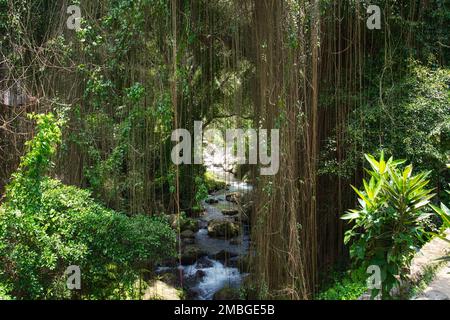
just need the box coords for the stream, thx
[185,171,252,300]
[157,167,252,300]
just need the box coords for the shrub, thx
[342,152,435,299]
[204,172,226,193]
[194,175,209,210]
[317,268,367,300]
[0,113,176,299]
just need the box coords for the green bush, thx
[317,268,367,300]
[320,62,450,195]
[342,153,435,299]
[0,279,13,300]
[194,175,209,210]
[204,172,226,193]
[0,114,176,299]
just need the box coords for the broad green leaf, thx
[351,185,371,207]
[403,165,412,181]
[365,154,380,172]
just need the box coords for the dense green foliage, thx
[317,268,367,300]
[353,63,449,183]
[0,114,176,299]
[204,172,227,193]
[343,153,435,299]
[61,0,244,213]
[321,61,450,191]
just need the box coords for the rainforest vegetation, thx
[0,0,449,300]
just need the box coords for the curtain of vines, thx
[1,0,448,300]
[247,0,449,299]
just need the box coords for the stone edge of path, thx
[359,230,450,300]
[412,229,450,300]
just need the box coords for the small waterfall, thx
[183,258,243,300]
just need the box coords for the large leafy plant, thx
[343,153,435,299]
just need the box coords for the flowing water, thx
[186,174,251,300]
[157,145,252,300]
[157,170,252,300]
[182,258,242,300]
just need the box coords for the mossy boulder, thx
[207,220,240,238]
[222,209,239,216]
[181,245,207,265]
[205,198,219,204]
[168,214,199,232]
[180,230,195,239]
[225,192,241,203]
